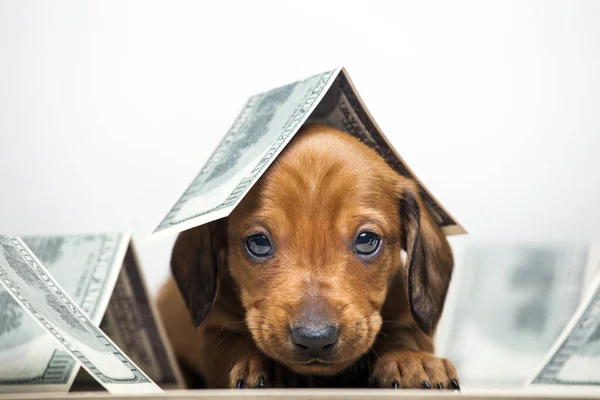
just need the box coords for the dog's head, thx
[171,123,453,376]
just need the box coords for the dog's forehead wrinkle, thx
[266,142,390,199]
[260,165,396,232]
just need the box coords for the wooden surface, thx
[1,389,599,400]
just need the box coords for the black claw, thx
[451,379,461,390]
[236,379,244,389]
[392,380,399,389]
[437,383,444,390]
[258,376,265,388]
[423,381,431,389]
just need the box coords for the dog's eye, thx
[354,232,381,256]
[245,234,273,257]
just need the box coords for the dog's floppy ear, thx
[399,183,454,335]
[170,218,228,327]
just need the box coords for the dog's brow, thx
[239,220,271,236]
[350,210,390,231]
[351,208,385,221]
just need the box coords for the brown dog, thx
[156,123,459,389]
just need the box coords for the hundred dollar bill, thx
[73,244,184,391]
[0,236,162,394]
[151,68,464,240]
[527,257,600,389]
[436,241,600,389]
[0,234,127,393]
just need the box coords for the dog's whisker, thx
[379,321,415,331]
[215,331,238,350]
[241,316,270,322]
[248,347,260,365]
[371,346,382,365]
[374,337,403,359]
[377,332,411,348]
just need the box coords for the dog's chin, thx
[284,359,356,376]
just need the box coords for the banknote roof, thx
[150,67,465,241]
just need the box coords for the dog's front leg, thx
[368,323,460,390]
[199,327,297,389]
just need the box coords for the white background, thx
[1,1,599,294]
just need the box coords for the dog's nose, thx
[291,325,338,358]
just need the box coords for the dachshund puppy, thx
[156,123,459,389]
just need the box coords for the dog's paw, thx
[369,351,460,390]
[229,352,297,388]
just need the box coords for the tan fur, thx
[156,123,459,389]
